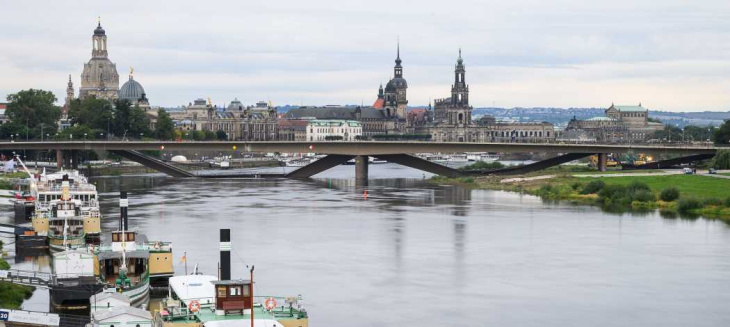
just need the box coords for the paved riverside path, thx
[573,170,683,178]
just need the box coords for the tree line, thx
[1,89,175,140]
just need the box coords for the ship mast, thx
[120,192,129,275]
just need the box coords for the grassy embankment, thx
[432,164,730,221]
[0,172,30,191]
[0,240,35,309]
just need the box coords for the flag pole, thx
[184,251,188,275]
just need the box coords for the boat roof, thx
[92,305,151,321]
[169,275,217,305]
[211,279,251,285]
[91,292,131,304]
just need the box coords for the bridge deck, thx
[0,141,720,156]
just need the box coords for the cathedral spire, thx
[395,40,402,67]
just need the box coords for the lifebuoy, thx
[264,297,277,311]
[188,300,201,312]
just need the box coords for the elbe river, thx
[6,164,730,326]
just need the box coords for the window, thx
[112,233,120,242]
[230,287,241,296]
[217,286,227,297]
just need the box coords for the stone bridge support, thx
[597,153,608,172]
[355,155,369,186]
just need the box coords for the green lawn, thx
[574,174,730,199]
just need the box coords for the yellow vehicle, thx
[589,155,619,168]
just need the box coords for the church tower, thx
[65,75,74,107]
[383,42,408,118]
[79,18,119,101]
[451,49,469,106]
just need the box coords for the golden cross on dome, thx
[130,67,134,78]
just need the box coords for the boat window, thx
[217,286,227,297]
[112,233,120,242]
[242,285,250,296]
[230,287,241,296]
[126,233,135,242]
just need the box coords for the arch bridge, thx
[1,141,720,184]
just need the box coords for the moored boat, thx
[157,229,308,327]
[91,192,173,308]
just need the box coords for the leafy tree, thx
[714,120,730,145]
[711,150,730,169]
[652,125,682,142]
[69,97,113,133]
[154,109,175,140]
[56,125,101,140]
[0,121,27,140]
[204,130,217,140]
[5,89,61,139]
[683,125,715,142]
[128,105,151,138]
[216,130,228,140]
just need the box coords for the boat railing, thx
[252,295,307,318]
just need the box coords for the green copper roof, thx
[612,105,646,112]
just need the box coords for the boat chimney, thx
[120,191,128,231]
[220,229,231,281]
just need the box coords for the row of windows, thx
[39,194,96,202]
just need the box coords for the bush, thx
[678,198,703,213]
[633,189,656,202]
[627,181,650,194]
[460,161,504,171]
[725,197,730,207]
[660,187,680,202]
[598,184,629,205]
[570,182,583,190]
[580,180,605,194]
[702,197,723,206]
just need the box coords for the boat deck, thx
[163,301,307,326]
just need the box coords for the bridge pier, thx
[355,155,369,186]
[597,153,608,172]
[56,150,63,169]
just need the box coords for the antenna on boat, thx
[250,265,255,327]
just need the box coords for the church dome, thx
[385,77,407,91]
[94,23,106,36]
[118,77,145,102]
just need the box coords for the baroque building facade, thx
[166,99,278,140]
[79,20,120,101]
[563,104,664,142]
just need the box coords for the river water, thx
[4,164,730,326]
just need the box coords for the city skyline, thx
[2,0,730,111]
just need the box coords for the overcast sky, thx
[2,0,730,111]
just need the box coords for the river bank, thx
[432,168,730,221]
[0,241,35,309]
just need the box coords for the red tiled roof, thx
[0,103,7,110]
[372,98,385,109]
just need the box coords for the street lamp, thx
[84,133,87,140]
[140,133,144,140]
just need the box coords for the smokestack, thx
[220,229,231,281]
[120,191,128,231]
